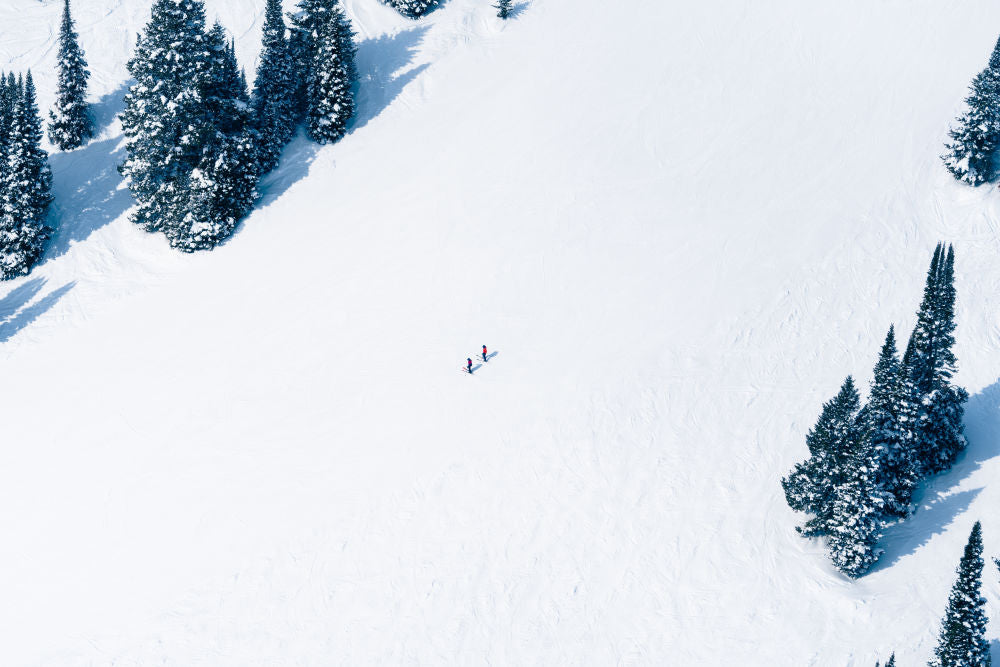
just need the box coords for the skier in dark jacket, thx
[467,358,473,373]
[482,345,488,361]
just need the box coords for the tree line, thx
[0,0,359,271]
[0,0,520,276]
[782,243,967,577]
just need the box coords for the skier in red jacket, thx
[467,358,473,373]
[482,345,488,361]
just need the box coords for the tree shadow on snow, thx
[874,378,1000,571]
[0,277,74,343]
[45,134,131,260]
[88,81,131,133]
[351,26,431,133]
[255,135,320,207]
[505,2,530,19]
[246,27,431,210]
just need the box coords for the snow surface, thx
[2,0,1000,664]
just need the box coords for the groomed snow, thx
[2,0,1000,664]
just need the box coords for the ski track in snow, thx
[1,0,1000,664]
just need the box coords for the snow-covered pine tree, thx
[0,71,53,279]
[179,22,260,250]
[781,376,860,537]
[906,244,968,476]
[943,68,1000,185]
[930,521,991,667]
[288,0,334,119]
[252,0,296,173]
[875,654,896,667]
[826,428,884,577]
[48,0,94,150]
[120,0,215,244]
[496,0,513,19]
[0,73,14,174]
[381,0,438,19]
[306,5,355,143]
[865,326,918,517]
[289,0,357,143]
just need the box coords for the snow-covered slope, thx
[2,0,1000,664]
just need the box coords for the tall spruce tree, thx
[826,426,884,577]
[943,70,1000,185]
[289,0,334,119]
[0,71,52,278]
[121,0,213,242]
[496,0,513,19]
[930,522,990,667]
[782,377,861,537]
[906,244,967,475]
[180,22,260,250]
[289,0,356,142]
[252,0,295,173]
[866,326,918,517]
[381,0,438,18]
[306,5,355,143]
[48,0,93,150]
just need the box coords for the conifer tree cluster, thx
[48,0,93,151]
[0,71,53,278]
[782,244,967,577]
[119,0,357,250]
[943,36,1000,185]
[381,0,439,19]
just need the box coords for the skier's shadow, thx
[483,351,499,362]
[468,363,483,374]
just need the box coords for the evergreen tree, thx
[876,655,896,667]
[930,522,990,667]
[782,377,861,537]
[866,326,918,517]
[826,428,884,577]
[0,72,52,278]
[906,244,968,475]
[289,0,334,119]
[0,74,14,181]
[179,22,260,250]
[495,0,513,19]
[252,0,295,173]
[289,0,357,142]
[121,0,213,242]
[381,0,438,18]
[306,5,354,143]
[48,0,94,150]
[943,70,1000,185]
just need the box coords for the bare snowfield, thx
[2,0,1000,664]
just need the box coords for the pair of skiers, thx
[466,345,488,373]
